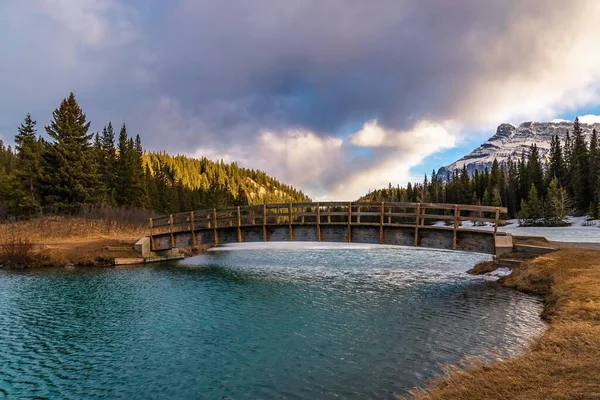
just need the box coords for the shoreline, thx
[410,249,600,399]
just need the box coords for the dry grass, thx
[0,233,36,267]
[0,216,147,268]
[0,215,147,244]
[410,250,600,400]
[467,261,497,274]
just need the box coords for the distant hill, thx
[144,152,310,210]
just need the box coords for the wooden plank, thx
[421,214,455,221]
[262,204,267,242]
[289,203,294,241]
[294,212,318,217]
[169,215,175,248]
[190,211,197,246]
[213,209,219,245]
[149,218,155,250]
[347,202,352,242]
[380,202,384,244]
[454,204,508,213]
[494,207,500,237]
[414,203,421,246]
[384,212,417,218]
[453,205,459,250]
[418,203,457,210]
[316,211,346,217]
[237,207,242,242]
[353,211,381,217]
[316,202,321,241]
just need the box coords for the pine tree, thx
[99,122,117,204]
[589,129,600,218]
[527,144,544,196]
[518,185,543,226]
[546,135,564,186]
[132,134,147,207]
[116,124,135,206]
[544,177,569,226]
[570,117,590,213]
[40,93,95,208]
[13,113,42,213]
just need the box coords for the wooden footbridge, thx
[147,202,510,255]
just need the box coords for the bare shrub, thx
[0,231,36,268]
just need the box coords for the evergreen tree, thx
[570,117,590,213]
[115,124,135,206]
[99,123,117,204]
[546,135,564,186]
[589,129,600,218]
[40,93,96,208]
[518,185,543,225]
[527,144,544,196]
[544,177,569,226]
[13,113,42,213]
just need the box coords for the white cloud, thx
[258,130,344,189]
[349,120,457,152]
[578,115,600,124]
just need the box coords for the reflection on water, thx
[0,244,545,399]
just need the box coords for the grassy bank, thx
[411,250,600,399]
[0,216,147,268]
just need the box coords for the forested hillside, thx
[0,93,309,218]
[361,117,600,225]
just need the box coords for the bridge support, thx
[379,202,384,244]
[414,203,421,246]
[317,203,321,242]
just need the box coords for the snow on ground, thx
[460,216,600,242]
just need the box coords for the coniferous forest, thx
[361,117,600,226]
[0,93,309,218]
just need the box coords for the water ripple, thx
[0,246,545,399]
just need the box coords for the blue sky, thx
[2,0,600,199]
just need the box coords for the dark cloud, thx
[1,0,599,197]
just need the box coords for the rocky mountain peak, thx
[437,119,600,178]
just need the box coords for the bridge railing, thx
[148,202,508,247]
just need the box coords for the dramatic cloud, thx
[2,0,600,198]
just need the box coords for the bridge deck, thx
[148,202,508,255]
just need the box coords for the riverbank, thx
[0,216,146,267]
[411,249,600,399]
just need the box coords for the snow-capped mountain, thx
[437,120,600,177]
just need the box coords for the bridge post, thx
[316,202,321,241]
[327,205,331,224]
[414,203,421,246]
[494,207,500,237]
[289,203,294,241]
[190,211,197,246]
[357,205,361,224]
[453,205,459,249]
[237,206,242,242]
[213,209,219,245]
[347,202,352,242]
[262,204,267,242]
[380,202,385,244]
[149,217,155,250]
[169,215,175,248]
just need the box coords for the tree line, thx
[361,117,600,226]
[0,93,309,218]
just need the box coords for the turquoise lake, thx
[0,244,545,399]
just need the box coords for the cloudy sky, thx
[2,1,600,200]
